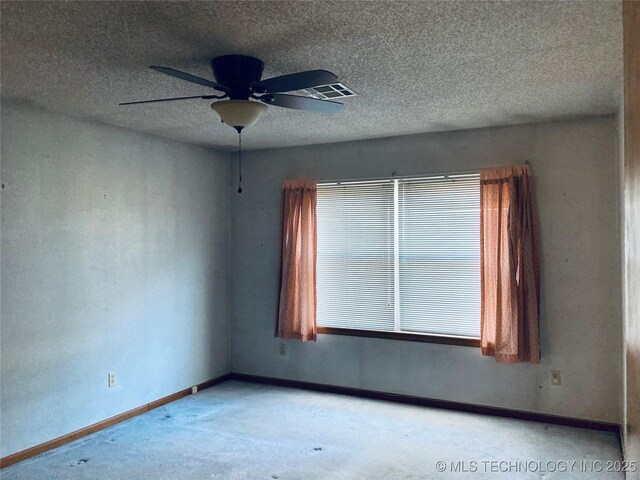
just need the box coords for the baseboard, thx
[0,373,231,469]
[230,372,621,433]
[2,371,620,469]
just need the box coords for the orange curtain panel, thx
[276,179,318,341]
[480,165,541,364]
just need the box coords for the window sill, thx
[316,327,480,348]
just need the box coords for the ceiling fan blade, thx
[149,66,227,91]
[255,70,338,93]
[119,94,219,106]
[265,94,343,113]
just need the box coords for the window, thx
[316,174,480,340]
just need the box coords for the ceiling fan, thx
[120,54,344,130]
[121,55,346,193]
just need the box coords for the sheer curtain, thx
[480,165,541,364]
[276,179,318,341]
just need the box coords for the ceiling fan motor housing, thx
[211,55,265,99]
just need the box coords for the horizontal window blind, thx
[317,182,395,331]
[398,176,480,337]
[316,173,480,339]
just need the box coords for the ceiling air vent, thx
[304,83,357,100]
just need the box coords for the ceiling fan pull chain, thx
[237,130,243,194]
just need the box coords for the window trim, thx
[316,171,482,346]
[317,326,481,347]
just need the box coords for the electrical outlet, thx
[191,386,198,394]
[551,370,561,385]
[108,371,117,388]
[279,343,287,356]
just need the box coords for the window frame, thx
[316,172,481,348]
[316,326,480,347]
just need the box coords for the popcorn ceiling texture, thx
[0,1,622,150]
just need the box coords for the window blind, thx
[398,176,480,337]
[316,181,395,331]
[316,174,480,339]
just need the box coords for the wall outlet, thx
[551,370,561,385]
[191,386,198,394]
[279,343,287,356]
[108,371,117,388]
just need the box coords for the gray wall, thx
[0,102,230,457]
[230,116,622,423]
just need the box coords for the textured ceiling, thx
[1,1,622,150]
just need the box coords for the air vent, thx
[304,83,357,100]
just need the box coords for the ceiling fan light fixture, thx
[211,100,267,132]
